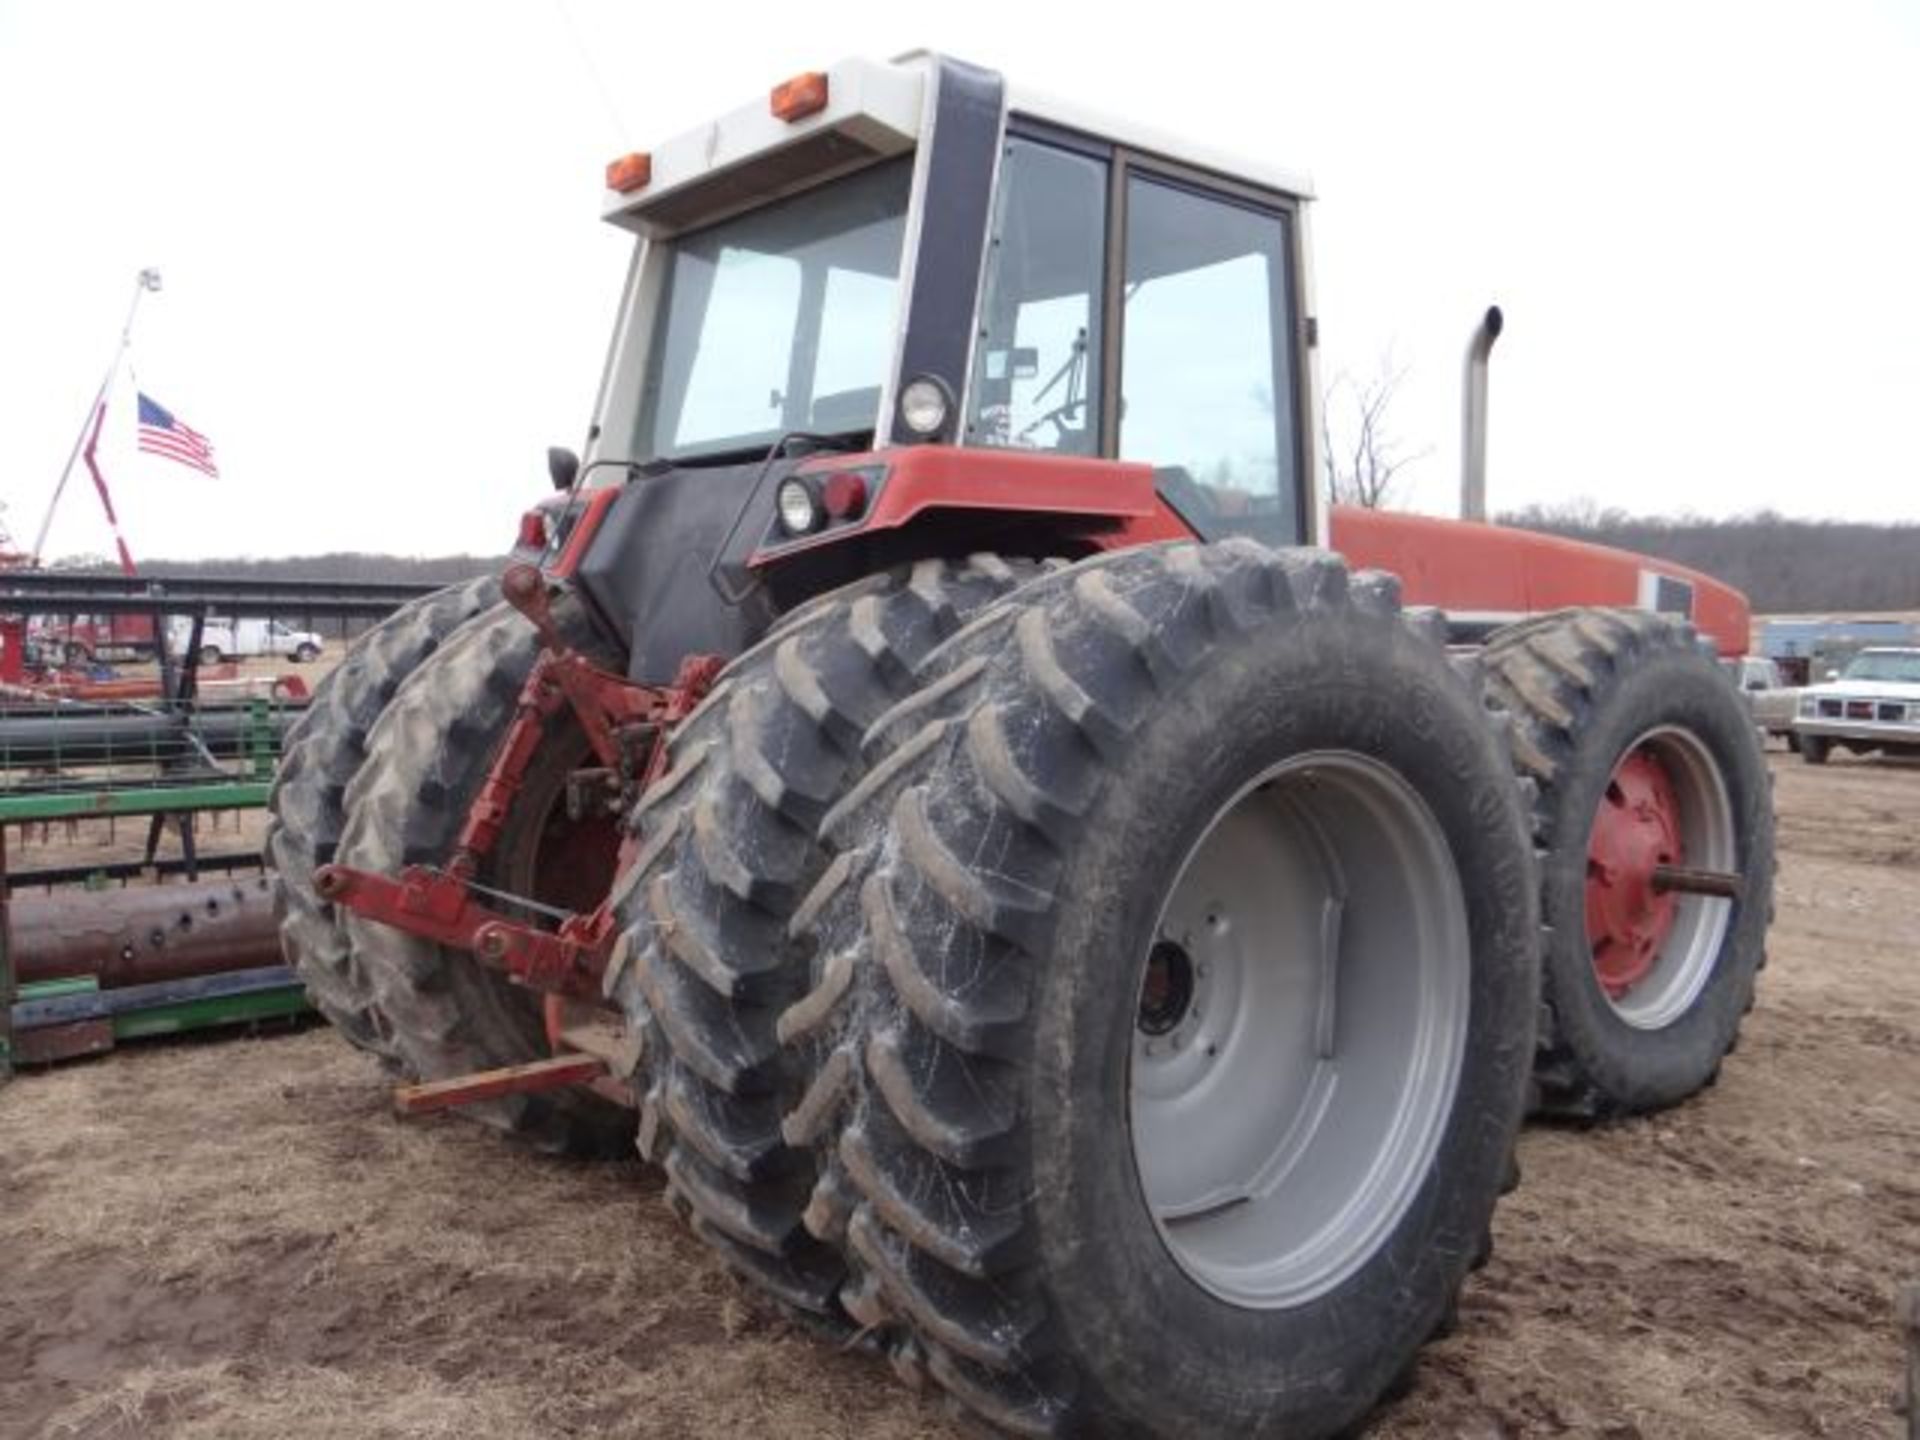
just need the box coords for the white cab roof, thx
[601,54,927,234]
[602,52,1313,235]
[999,75,1315,200]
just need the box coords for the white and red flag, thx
[136,392,219,478]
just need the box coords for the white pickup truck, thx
[1792,647,1920,764]
[167,617,325,665]
[1726,655,1800,747]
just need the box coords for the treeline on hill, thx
[1496,505,1920,614]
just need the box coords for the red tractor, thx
[270,53,1773,1438]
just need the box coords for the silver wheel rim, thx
[1128,751,1472,1309]
[1598,726,1736,1031]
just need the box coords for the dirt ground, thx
[2,746,1917,1439]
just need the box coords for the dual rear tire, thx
[625,541,1542,1436]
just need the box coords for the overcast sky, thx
[2,1,1915,562]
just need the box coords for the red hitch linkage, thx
[312,861,614,1000]
[316,563,724,1008]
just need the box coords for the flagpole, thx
[30,267,162,564]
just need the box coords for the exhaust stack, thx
[1460,305,1504,521]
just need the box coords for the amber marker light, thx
[605,152,652,193]
[770,71,829,122]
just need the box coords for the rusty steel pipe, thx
[9,874,280,988]
[1651,864,1744,900]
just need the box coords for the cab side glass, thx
[673,251,802,446]
[965,137,1107,455]
[1120,176,1300,545]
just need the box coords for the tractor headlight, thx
[898,375,952,440]
[776,478,823,536]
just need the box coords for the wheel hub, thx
[1138,940,1198,1038]
[1585,747,1684,998]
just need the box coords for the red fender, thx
[751,447,1194,566]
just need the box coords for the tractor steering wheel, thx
[1014,397,1090,448]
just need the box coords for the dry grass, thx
[1,1032,956,1439]
[2,747,1916,1438]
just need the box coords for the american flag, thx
[136,393,218,477]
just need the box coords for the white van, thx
[167,617,325,664]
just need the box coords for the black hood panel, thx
[572,460,784,684]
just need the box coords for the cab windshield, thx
[635,157,913,461]
[1841,650,1920,684]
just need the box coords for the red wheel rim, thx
[1584,746,1685,999]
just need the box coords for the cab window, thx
[964,137,1107,455]
[965,133,1307,545]
[1119,176,1300,545]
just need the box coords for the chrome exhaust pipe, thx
[1460,305,1504,521]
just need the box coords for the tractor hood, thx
[571,456,792,684]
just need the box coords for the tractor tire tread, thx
[267,576,499,1061]
[607,556,1047,1320]
[334,598,627,1154]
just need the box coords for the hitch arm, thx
[315,862,609,1000]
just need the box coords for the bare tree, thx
[1321,354,1427,510]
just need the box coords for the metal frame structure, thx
[0,573,439,1077]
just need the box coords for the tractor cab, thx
[566,54,1318,676]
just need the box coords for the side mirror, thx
[547,446,580,492]
[1744,679,1765,692]
[1824,669,1840,681]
